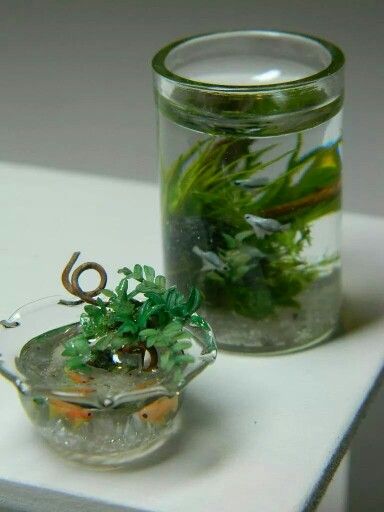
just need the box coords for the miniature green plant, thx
[197,226,320,319]
[62,265,208,379]
[162,134,341,321]
[163,134,341,225]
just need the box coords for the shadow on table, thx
[34,392,232,475]
[0,479,144,512]
[339,293,384,335]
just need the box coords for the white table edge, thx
[302,366,383,512]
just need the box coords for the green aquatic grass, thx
[162,134,342,320]
[163,134,341,226]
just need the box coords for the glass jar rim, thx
[152,30,345,92]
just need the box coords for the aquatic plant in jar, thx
[0,253,216,466]
[153,30,344,353]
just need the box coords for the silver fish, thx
[234,176,270,189]
[243,246,268,259]
[244,214,290,239]
[192,246,229,273]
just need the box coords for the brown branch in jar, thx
[261,180,341,219]
[59,252,107,306]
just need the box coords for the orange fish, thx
[65,370,91,384]
[135,379,158,390]
[136,396,178,425]
[49,398,92,427]
[63,386,95,396]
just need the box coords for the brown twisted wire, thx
[59,252,158,370]
[59,252,107,306]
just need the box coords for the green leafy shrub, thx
[62,265,208,379]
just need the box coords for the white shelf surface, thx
[0,162,383,512]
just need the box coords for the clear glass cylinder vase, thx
[152,30,345,354]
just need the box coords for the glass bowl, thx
[0,296,216,467]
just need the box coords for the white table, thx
[0,162,383,512]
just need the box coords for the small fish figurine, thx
[65,369,92,385]
[135,396,179,425]
[49,398,92,427]
[234,176,270,189]
[243,246,268,259]
[244,214,290,239]
[192,246,229,273]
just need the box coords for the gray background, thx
[0,1,382,510]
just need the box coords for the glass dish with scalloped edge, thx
[0,296,216,467]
